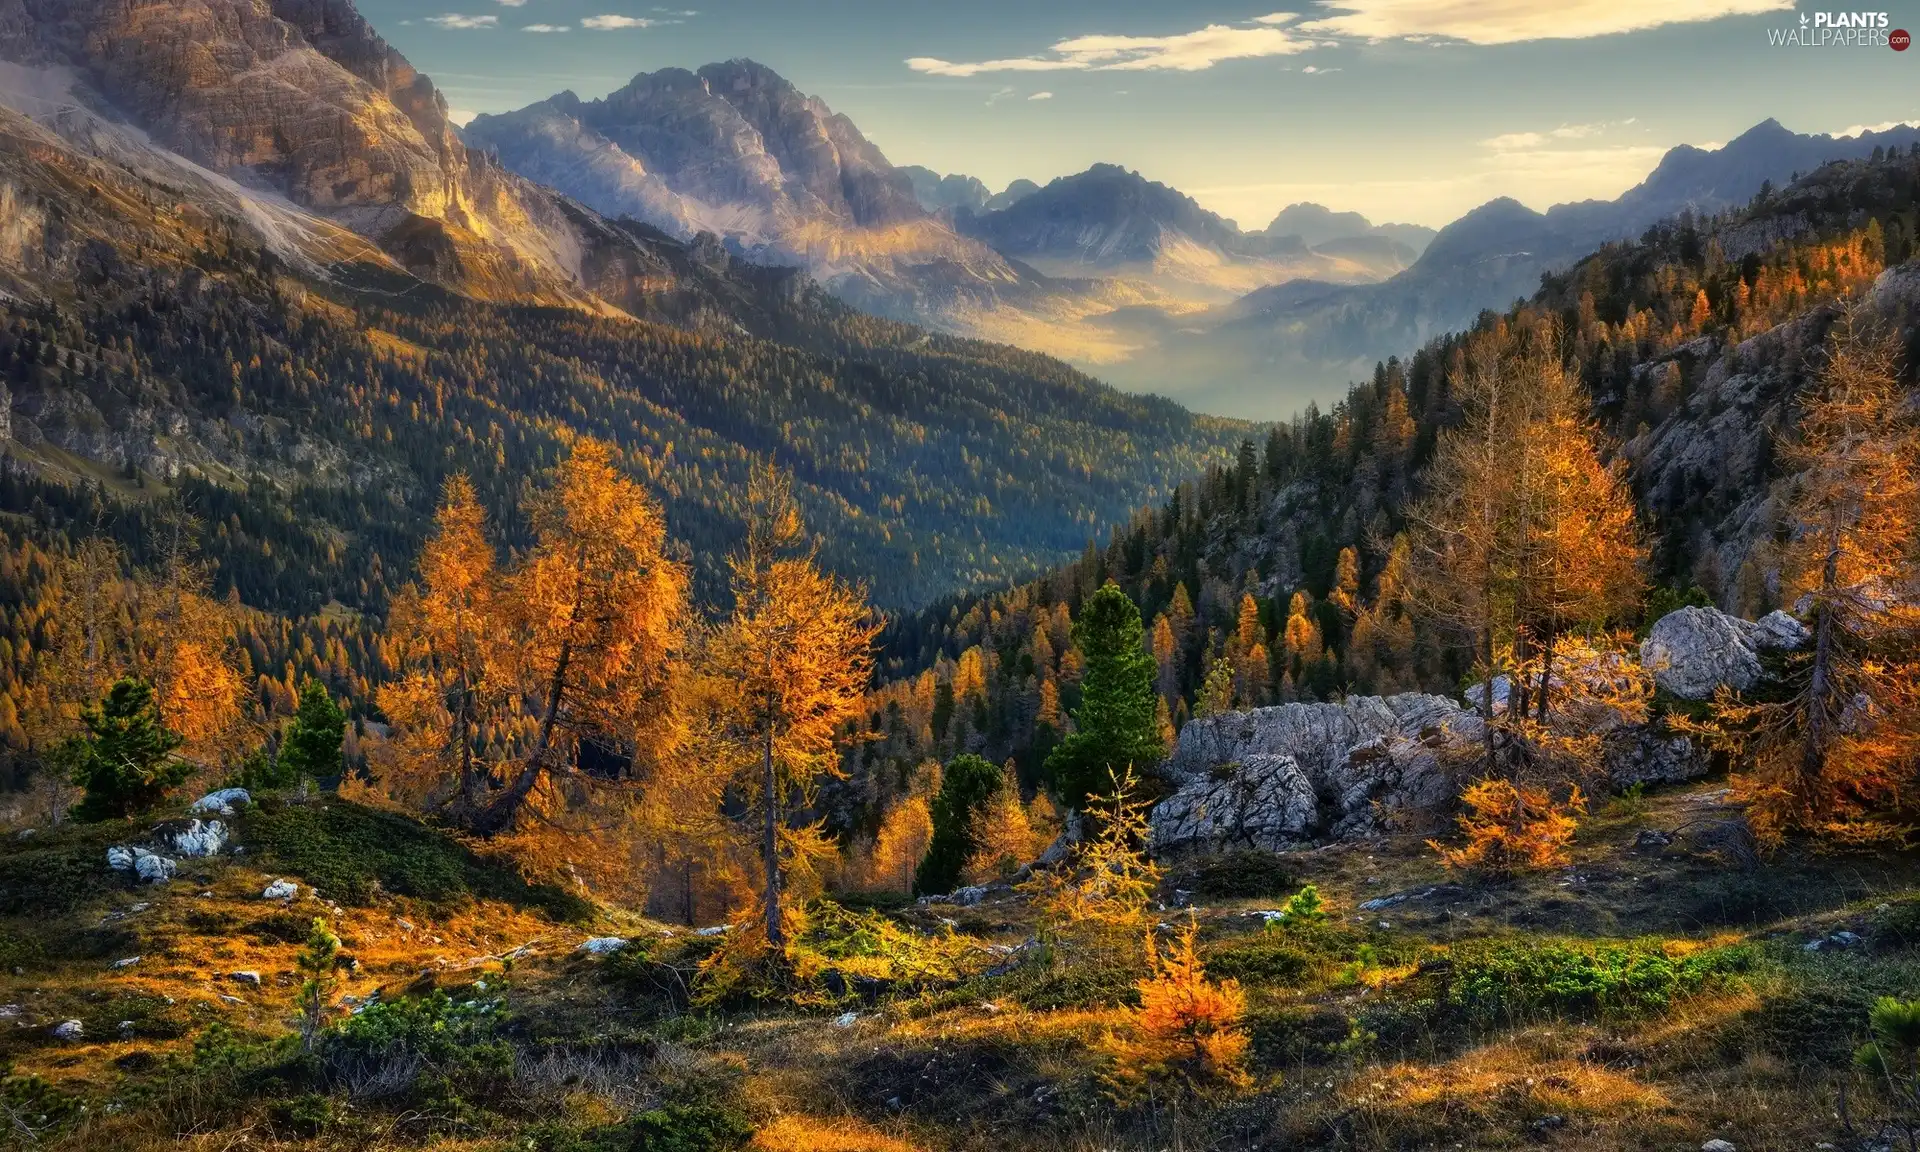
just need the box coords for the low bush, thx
[1013,961,1143,1011]
[244,798,590,920]
[1446,939,1751,1026]
[1202,937,1313,986]
[1245,1005,1357,1068]
[1170,852,1297,900]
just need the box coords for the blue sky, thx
[364,0,1920,228]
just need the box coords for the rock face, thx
[0,0,709,310]
[463,62,1032,322]
[1641,606,1808,700]
[1150,694,1479,855]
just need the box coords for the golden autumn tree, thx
[868,788,935,895]
[476,438,691,835]
[135,505,249,769]
[703,465,877,951]
[376,474,510,817]
[1102,917,1250,1100]
[963,762,1046,884]
[1686,313,1920,846]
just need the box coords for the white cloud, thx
[1480,121,1632,151]
[495,0,526,6]
[1299,0,1793,45]
[426,13,497,27]
[652,6,699,13]
[582,13,659,28]
[907,12,1313,76]
[1300,64,1340,73]
[523,22,569,31]
[1837,119,1917,137]
[447,108,479,125]
[1028,91,1054,100]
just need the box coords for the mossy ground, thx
[4,780,1920,1150]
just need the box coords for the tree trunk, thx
[1534,621,1557,724]
[473,634,572,835]
[761,694,784,951]
[1800,520,1843,792]
[1483,622,1498,776]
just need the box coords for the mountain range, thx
[0,0,1247,611]
[1101,117,1920,417]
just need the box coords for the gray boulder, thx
[1150,694,1479,854]
[190,788,251,816]
[132,848,175,884]
[1641,606,1806,701]
[261,879,298,900]
[577,937,628,955]
[51,1019,83,1043]
[169,819,228,858]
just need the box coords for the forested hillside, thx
[844,144,1920,818]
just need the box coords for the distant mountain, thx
[901,165,991,214]
[1105,118,1920,419]
[1259,203,1437,255]
[958,163,1248,266]
[951,164,1419,310]
[986,179,1042,212]
[463,65,1069,329]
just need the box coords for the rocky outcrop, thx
[1641,606,1808,700]
[1150,694,1479,855]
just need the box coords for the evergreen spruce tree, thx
[278,679,347,784]
[1044,582,1166,809]
[67,677,188,821]
[914,753,1001,896]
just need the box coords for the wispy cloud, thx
[1480,120,1637,152]
[582,13,659,27]
[523,22,569,31]
[1300,64,1339,73]
[907,12,1314,76]
[985,86,1016,106]
[1298,0,1792,45]
[1028,91,1054,100]
[652,6,698,13]
[495,0,526,7]
[426,13,497,28]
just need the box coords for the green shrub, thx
[244,798,589,919]
[626,1101,755,1152]
[1245,1005,1355,1069]
[1753,985,1874,1066]
[1,1072,81,1135]
[914,754,1001,896]
[1203,938,1312,985]
[1171,851,1297,900]
[1012,961,1142,1011]
[0,825,130,915]
[1447,939,1750,1026]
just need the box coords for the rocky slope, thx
[0,0,721,314]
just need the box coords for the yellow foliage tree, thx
[1681,313,1920,847]
[868,791,934,895]
[702,465,877,951]
[478,438,691,835]
[1429,778,1585,876]
[1102,918,1251,1099]
[963,763,1046,884]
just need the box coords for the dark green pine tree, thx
[914,753,1002,896]
[67,677,188,821]
[277,679,347,784]
[1044,582,1166,810]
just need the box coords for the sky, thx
[362,0,1920,228]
